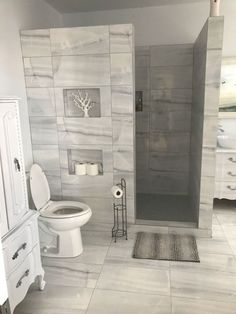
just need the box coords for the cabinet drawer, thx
[215,181,236,200]
[7,249,35,312]
[3,224,33,277]
[216,153,236,169]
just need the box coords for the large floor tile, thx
[171,268,236,302]
[196,237,233,255]
[97,264,170,295]
[86,289,171,314]
[172,296,236,314]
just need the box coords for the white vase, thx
[210,0,221,17]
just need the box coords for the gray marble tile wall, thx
[135,44,193,195]
[20,24,135,224]
[190,17,224,231]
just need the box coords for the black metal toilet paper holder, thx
[112,178,128,242]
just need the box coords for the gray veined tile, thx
[171,268,236,302]
[14,283,93,312]
[30,117,58,145]
[136,111,149,133]
[20,29,51,57]
[87,289,171,314]
[53,55,110,87]
[112,116,133,145]
[207,17,224,50]
[42,257,102,289]
[109,24,133,53]
[110,53,133,85]
[27,88,56,116]
[150,44,193,67]
[172,296,236,314]
[150,66,193,90]
[135,54,150,67]
[24,57,53,87]
[149,153,189,172]
[113,146,134,172]
[135,66,150,90]
[32,145,60,171]
[111,86,133,117]
[150,132,190,153]
[150,88,192,104]
[57,117,112,146]
[50,26,109,56]
[97,264,170,295]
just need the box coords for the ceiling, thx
[44,0,208,13]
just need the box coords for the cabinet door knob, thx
[16,269,30,288]
[12,242,27,260]
[227,185,236,191]
[14,158,21,171]
[228,171,236,177]
[228,157,236,163]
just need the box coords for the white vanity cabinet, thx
[215,149,236,199]
[0,98,45,313]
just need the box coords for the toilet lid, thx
[30,164,50,210]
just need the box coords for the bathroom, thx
[1,0,236,313]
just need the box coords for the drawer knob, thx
[228,157,236,163]
[12,242,27,260]
[227,185,236,191]
[16,269,30,288]
[228,171,236,177]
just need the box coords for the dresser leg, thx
[38,272,46,291]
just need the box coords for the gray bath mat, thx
[133,232,200,262]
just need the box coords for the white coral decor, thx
[72,90,94,117]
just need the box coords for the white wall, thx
[63,0,236,56]
[0,0,63,169]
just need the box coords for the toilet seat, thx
[30,164,90,219]
[40,201,91,219]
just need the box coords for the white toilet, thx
[30,164,92,258]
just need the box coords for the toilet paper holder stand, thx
[112,178,128,242]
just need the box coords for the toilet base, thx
[41,227,83,258]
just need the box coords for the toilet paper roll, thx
[111,185,123,199]
[86,163,99,176]
[75,162,86,175]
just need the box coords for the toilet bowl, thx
[30,164,92,258]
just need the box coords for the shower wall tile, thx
[149,153,189,172]
[20,29,51,57]
[150,132,190,154]
[61,172,113,198]
[136,111,149,133]
[113,146,134,172]
[112,116,133,146]
[151,66,193,90]
[111,86,133,117]
[23,57,53,87]
[136,132,149,152]
[109,24,133,53]
[207,17,224,49]
[110,53,133,85]
[54,86,111,117]
[135,67,150,90]
[57,117,112,146]
[53,55,111,87]
[150,103,191,132]
[50,26,109,56]
[32,145,60,171]
[150,44,193,67]
[30,117,58,145]
[150,89,192,106]
[27,88,56,116]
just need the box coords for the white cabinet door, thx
[0,160,8,237]
[0,99,29,229]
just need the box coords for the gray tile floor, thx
[14,199,236,314]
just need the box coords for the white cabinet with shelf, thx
[0,98,45,313]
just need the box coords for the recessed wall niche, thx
[67,148,103,175]
[63,88,101,117]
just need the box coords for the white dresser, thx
[215,148,236,199]
[0,98,45,313]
